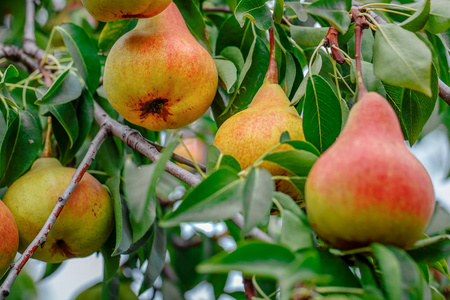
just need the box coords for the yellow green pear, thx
[103,2,218,131]
[80,0,172,22]
[3,158,114,263]
[0,200,19,277]
[214,29,305,202]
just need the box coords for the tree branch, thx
[0,44,39,73]
[23,0,46,62]
[0,127,109,299]
[352,1,450,105]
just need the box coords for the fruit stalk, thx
[0,127,109,298]
[41,117,53,158]
[265,26,278,84]
[352,8,370,101]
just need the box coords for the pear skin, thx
[305,92,435,249]
[214,29,305,202]
[3,158,114,263]
[81,0,172,22]
[0,200,19,277]
[103,2,218,131]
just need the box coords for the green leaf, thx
[263,149,318,177]
[106,176,132,255]
[242,168,274,236]
[220,46,245,74]
[123,158,156,243]
[350,60,386,97]
[305,0,351,34]
[373,24,432,97]
[101,240,120,284]
[400,0,430,32]
[235,0,273,31]
[217,36,269,126]
[424,0,450,34]
[98,19,137,52]
[138,136,180,221]
[292,55,322,106]
[160,168,243,227]
[401,65,439,144]
[0,65,19,85]
[55,23,101,94]
[285,1,307,22]
[215,16,255,58]
[37,67,82,105]
[197,242,295,279]
[174,0,212,52]
[303,75,342,153]
[214,58,238,93]
[142,224,166,289]
[48,103,79,148]
[274,0,284,24]
[408,235,450,264]
[372,244,429,300]
[290,26,328,48]
[274,192,313,251]
[52,89,94,165]
[0,110,40,187]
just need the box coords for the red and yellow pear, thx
[214,28,305,202]
[80,0,172,22]
[0,200,19,277]
[3,158,114,263]
[103,2,218,131]
[304,20,435,249]
[173,136,208,172]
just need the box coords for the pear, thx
[214,29,305,202]
[80,0,172,22]
[3,158,114,263]
[304,91,435,249]
[103,2,218,131]
[173,136,208,172]
[0,200,19,277]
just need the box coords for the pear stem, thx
[265,26,278,84]
[41,116,53,158]
[352,8,370,101]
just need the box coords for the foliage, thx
[0,0,450,299]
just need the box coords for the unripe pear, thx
[80,0,172,22]
[3,158,114,263]
[103,2,218,131]
[305,92,435,249]
[0,200,19,277]
[214,29,305,202]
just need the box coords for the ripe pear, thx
[3,158,114,263]
[214,31,305,202]
[103,2,218,131]
[305,92,435,249]
[0,200,19,277]
[173,136,208,172]
[80,0,172,22]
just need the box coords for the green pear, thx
[214,31,305,203]
[305,92,435,249]
[103,2,218,131]
[0,200,19,277]
[80,0,172,22]
[3,158,114,263]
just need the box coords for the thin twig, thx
[352,0,450,105]
[0,128,109,299]
[145,139,207,172]
[244,277,257,300]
